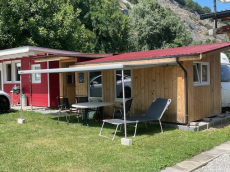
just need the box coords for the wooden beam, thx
[71,58,178,68]
[221,17,230,21]
[216,25,230,34]
[178,55,201,61]
[227,32,230,39]
[201,46,230,58]
[34,56,76,62]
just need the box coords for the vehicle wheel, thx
[0,97,9,113]
[125,87,131,98]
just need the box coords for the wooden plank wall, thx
[183,53,221,122]
[59,60,76,104]
[73,53,221,123]
[131,66,185,123]
[88,66,186,123]
[102,70,115,115]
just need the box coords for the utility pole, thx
[214,0,218,28]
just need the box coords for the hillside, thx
[119,0,229,44]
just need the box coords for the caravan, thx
[221,53,230,107]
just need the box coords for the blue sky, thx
[193,0,230,12]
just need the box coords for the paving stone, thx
[201,148,227,156]
[173,161,203,171]
[214,143,230,151]
[189,153,215,163]
[161,167,185,172]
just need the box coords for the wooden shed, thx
[72,42,230,124]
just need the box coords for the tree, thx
[129,0,192,51]
[202,6,211,14]
[75,0,130,53]
[0,0,96,52]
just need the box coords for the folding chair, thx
[113,98,133,119]
[56,96,76,124]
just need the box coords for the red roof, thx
[78,42,230,64]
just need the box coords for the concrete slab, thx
[214,143,230,151]
[173,161,203,171]
[189,153,215,163]
[201,148,228,156]
[161,167,185,172]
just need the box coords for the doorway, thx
[59,61,76,104]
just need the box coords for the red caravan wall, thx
[49,61,59,107]
[21,57,48,107]
[1,58,22,105]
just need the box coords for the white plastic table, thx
[72,102,114,127]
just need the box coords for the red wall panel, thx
[21,57,48,107]
[49,61,59,107]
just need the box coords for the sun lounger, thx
[99,98,171,140]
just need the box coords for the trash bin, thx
[21,94,27,106]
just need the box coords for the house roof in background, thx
[200,10,230,20]
[0,46,114,60]
[77,42,230,65]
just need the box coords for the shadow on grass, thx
[51,115,176,140]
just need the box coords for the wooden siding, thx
[184,52,221,122]
[74,54,221,123]
[102,70,115,115]
[131,66,185,123]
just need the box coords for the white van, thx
[221,53,230,107]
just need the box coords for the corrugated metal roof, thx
[78,42,230,64]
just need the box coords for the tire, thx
[125,87,131,98]
[0,97,9,113]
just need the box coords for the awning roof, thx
[18,60,178,75]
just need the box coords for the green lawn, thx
[0,111,230,172]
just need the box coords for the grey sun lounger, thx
[99,98,171,140]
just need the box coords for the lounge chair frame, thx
[99,98,171,140]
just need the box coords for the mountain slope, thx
[119,0,229,43]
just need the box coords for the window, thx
[115,70,131,99]
[32,64,41,83]
[221,64,230,82]
[3,61,12,83]
[193,62,210,86]
[12,60,21,82]
[89,71,102,98]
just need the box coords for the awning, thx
[18,61,178,144]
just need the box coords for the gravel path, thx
[193,154,230,172]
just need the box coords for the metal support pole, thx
[214,0,217,28]
[122,70,127,138]
[29,56,32,110]
[20,75,22,119]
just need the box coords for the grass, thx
[0,111,230,172]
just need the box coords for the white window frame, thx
[3,61,12,83]
[88,71,102,100]
[114,70,132,102]
[193,62,210,86]
[32,64,41,83]
[12,60,21,83]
